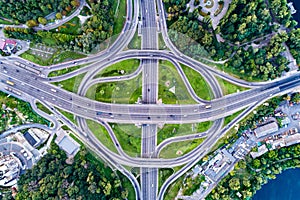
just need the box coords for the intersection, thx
[1,0,300,199]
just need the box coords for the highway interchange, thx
[1,0,300,199]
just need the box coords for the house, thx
[254,122,279,138]
[0,155,20,187]
[55,129,80,157]
[250,144,268,158]
[0,39,17,54]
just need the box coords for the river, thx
[252,168,300,200]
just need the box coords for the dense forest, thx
[164,0,298,80]
[287,28,300,65]
[16,143,128,200]
[218,0,274,43]
[0,0,79,24]
[3,0,114,53]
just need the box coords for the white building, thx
[254,122,279,138]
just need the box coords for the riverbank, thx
[253,168,300,200]
[289,0,300,27]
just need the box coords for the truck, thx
[6,80,14,86]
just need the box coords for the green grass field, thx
[159,138,205,158]
[48,64,85,77]
[86,120,118,153]
[157,122,212,144]
[94,59,140,78]
[224,109,244,127]
[110,124,141,156]
[112,0,126,35]
[56,108,76,124]
[164,176,184,200]
[52,73,85,93]
[56,16,81,34]
[216,63,262,82]
[158,33,167,50]
[181,64,213,100]
[36,102,52,115]
[158,168,174,190]
[127,31,141,49]
[217,77,248,95]
[159,61,197,104]
[20,50,86,66]
[86,75,142,104]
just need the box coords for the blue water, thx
[252,168,300,200]
[289,0,300,27]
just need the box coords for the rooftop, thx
[254,121,278,138]
[55,129,80,156]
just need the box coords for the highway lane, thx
[0,55,299,170]
[1,61,300,169]
[1,64,299,123]
[140,0,159,199]
[155,118,222,156]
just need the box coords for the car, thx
[148,89,150,92]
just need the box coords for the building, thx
[23,128,49,148]
[55,129,80,157]
[284,133,300,146]
[250,144,268,158]
[0,154,20,187]
[254,121,279,138]
[203,149,236,182]
[0,39,17,54]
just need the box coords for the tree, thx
[229,177,240,191]
[26,19,38,27]
[37,17,47,25]
[253,159,261,168]
[56,12,62,19]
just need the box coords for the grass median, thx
[157,122,212,144]
[110,123,141,156]
[217,77,248,95]
[159,60,197,104]
[94,59,140,78]
[86,120,118,153]
[86,75,142,104]
[159,138,206,158]
[181,64,213,100]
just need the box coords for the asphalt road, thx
[2,0,300,199]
